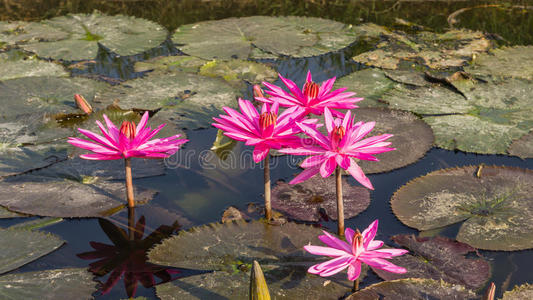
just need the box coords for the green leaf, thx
[391,165,533,250]
[0,53,68,81]
[465,46,533,80]
[333,68,394,108]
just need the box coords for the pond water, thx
[1,0,533,299]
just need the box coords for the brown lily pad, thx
[502,283,533,300]
[271,175,370,222]
[346,278,477,300]
[508,131,533,159]
[372,235,490,290]
[391,165,533,251]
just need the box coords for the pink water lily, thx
[68,111,188,160]
[256,71,363,117]
[304,220,408,281]
[212,98,310,163]
[280,107,394,190]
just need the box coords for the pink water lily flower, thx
[280,107,394,190]
[212,98,310,163]
[68,111,188,160]
[304,220,408,281]
[256,71,363,117]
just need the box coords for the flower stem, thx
[124,158,135,208]
[335,166,344,237]
[353,278,360,292]
[264,155,272,221]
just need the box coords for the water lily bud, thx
[120,121,136,140]
[253,85,265,99]
[74,94,93,114]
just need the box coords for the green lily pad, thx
[134,56,207,74]
[383,77,533,154]
[0,160,156,217]
[352,28,492,70]
[384,70,431,87]
[0,55,68,81]
[465,46,533,81]
[333,68,394,108]
[0,147,67,178]
[0,76,109,119]
[352,108,434,173]
[148,220,352,299]
[508,131,533,159]
[0,20,68,47]
[271,175,370,222]
[99,71,238,130]
[0,207,25,218]
[3,12,167,61]
[502,283,533,300]
[0,268,97,299]
[0,224,64,274]
[391,165,533,251]
[171,16,358,60]
[199,59,277,87]
[346,278,477,300]
[372,235,490,290]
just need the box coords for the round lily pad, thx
[372,235,490,290]
[391,165,533,251]
[0,76,109,119]
[346,278,477,300]
[171,16,358,60]
[0,160,156,217]
[333,68,394,108]
[0,268,97,299]
[148,220,352,299]
[271,175,370,222]
[502,283,533,300]
[99,71,238,130]
[352,28,492,70]
[0,55,68,81]
[0,147,67,178]
[352,108,434,173]
[3,12,167,61]
[0,225,64,274]
[134,55,207,74]
[383,77,533,154]
[198,59,277,87]
[508,131,533,159]
[465,46,533,80]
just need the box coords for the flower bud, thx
[120,121,136,140]
[74,94,93,114]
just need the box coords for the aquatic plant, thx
[68,111,187,208]
[212,99,311,220]
[304,220,407,290]
[281,108,394,235]
[256,71,363,117]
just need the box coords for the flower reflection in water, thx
[77,208,197,298]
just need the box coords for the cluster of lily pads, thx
[1,11,533,300]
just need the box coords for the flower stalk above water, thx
[68,111,188,208]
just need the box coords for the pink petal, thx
[253,145,270,163]
[346,159,373,190]
[347,261,362,281]
[319,156,336,178]
[318,230,351,253]
[136,111,149,135]
[361,219,379,249]
[289,165,320,184]
[304,245,348,257]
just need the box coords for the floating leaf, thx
[134,55,207,74]
[333,68,394,108]
[465,46,533,80]
[383,77,533,154]
[0,207,25,219]
[0,159,156,217]
[346,278,477,299]
[0,55,68,81]
[171,16,358,60]
[391,165,533,250]
[149,221,352,299]
[0,224,64,274]
[372,235,490,290]
[508,131,533,159]
[199,59,277,88]
[99,71,238,130]
[502,283,533,300]
[3,12,167,61]
[353,28,492,70]
[384,70,431,87]
[0,147,67,178]
[0,268,97,299]
[271,175,369,222]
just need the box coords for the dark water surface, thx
[2,0,533,299]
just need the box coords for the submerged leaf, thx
[0,224,64,274]
[346,278,477,299]
[391,165,533,250]
[172,16,358,59]
[0,268,97,299]
[3,12,167,61]
[272,176,369,222]
[149,220,352,299]
[372,235,490,290]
